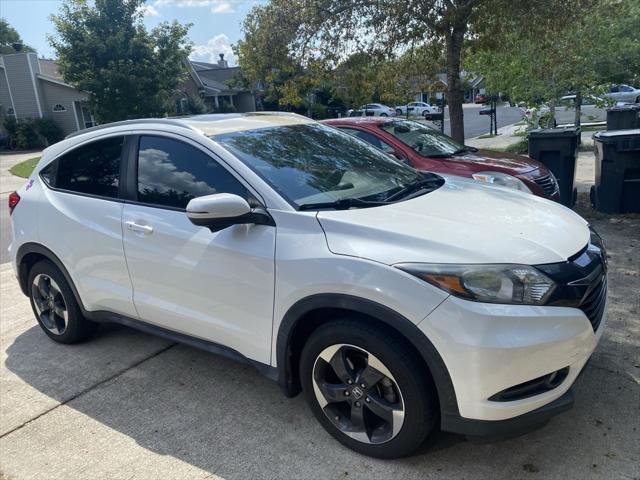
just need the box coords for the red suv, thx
[322,117,560,201]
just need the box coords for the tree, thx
[0,18,35,54]
[237,0,492,143]
[469,0,639,127]
[49,0,192,123]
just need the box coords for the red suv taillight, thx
[8,191,20,215]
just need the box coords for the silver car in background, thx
[603,84,640,104]
[522,95,608,126]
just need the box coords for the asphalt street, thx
[440,104,524,138]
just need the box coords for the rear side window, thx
[52,136,124,198]
[136,135,247,209]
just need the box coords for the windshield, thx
[380,120,466,157]
[212,123,437,209]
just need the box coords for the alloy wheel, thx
[312,344,405,444]
[31,273,68,335]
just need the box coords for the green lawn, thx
[9,157,40,178]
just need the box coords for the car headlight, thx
[395,263,556,305]
[472,171,533,193]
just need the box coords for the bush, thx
[2,117,64,149]
[311,103,329,119]
[33,118,64,144]
[186,94,207,114]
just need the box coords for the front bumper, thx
[418,295,606,424]
[442,387,574,439]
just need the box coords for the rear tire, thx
[380,113,388,117]
[27,260,96,344]
[299,318,438,458]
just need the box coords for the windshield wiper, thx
[384,176,443,201]
[298,197,391,211]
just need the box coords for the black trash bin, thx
[528,127,581,207]
[606,104,640,131]
[591,129,640,213]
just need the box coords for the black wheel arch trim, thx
[276,293,460,417]
[16,243,88,314]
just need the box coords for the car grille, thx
[534,173,559,196]
[579,276,607,332]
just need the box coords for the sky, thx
[0,0,266,65]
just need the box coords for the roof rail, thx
[65,118,196,139]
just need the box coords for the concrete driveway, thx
[1,151,41,264]
[0,150,639,479]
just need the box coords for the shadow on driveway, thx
[4,320,638,479]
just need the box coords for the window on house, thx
[52,104,66,112]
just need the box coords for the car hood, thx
[442,149,540,174]
[317,176,589,265]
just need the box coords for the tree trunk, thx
[547,101,556,128]
[445,25,467,143]
[574,90,582,128]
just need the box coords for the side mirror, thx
[186,193,273,232]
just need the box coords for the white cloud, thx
[211,2,233,13]
[137,4,161,17]
[153,0,235,13]
[190,34,236,66]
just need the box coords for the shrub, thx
[33,118,64,144]
[2,117,64,149]
[311,103,329,119]
[186,94,207,114]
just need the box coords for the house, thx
[0,52,94,137]
[0,51,256,138]
[411,72,486,104]
[181,54,256,113]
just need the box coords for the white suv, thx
[9,113,607,458]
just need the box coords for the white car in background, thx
[395,102,440,118]
[347,103,396,117]
[603,84,640,104]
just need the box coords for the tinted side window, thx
[55,136,123,198]
[136,136,247,209]
[339,127,395,153]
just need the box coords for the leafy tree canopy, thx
[235,0,586,142]
[49,0,192,123]
[469,0,639,123]
[0,18,35,54]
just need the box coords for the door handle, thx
[125,221,154,234]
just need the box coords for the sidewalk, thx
[0,151,40,194]
[465,123,526,150]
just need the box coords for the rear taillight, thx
[8,191,20,215]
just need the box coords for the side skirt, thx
[86,310,278,382]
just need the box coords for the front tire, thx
[300,319,438,458]
[27,260,96,344]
